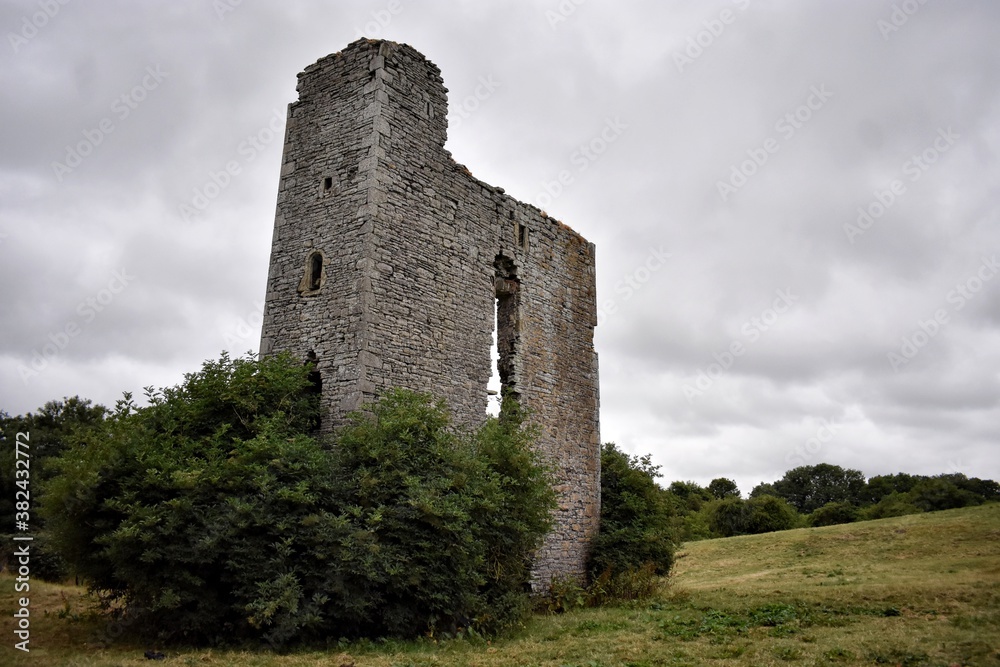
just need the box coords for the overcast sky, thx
[2,1,998,495]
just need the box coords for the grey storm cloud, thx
[1,0,998,495]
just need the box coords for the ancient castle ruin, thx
[259,39,600,584]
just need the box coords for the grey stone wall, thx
[260,38,600,585]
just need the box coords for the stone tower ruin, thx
[259,38,600,584]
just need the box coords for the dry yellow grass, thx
[3,504,999,666]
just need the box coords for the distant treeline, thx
[663,462,1000,540]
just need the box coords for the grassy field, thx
[3,504,999,666]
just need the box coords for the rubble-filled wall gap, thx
[494,255,520,410]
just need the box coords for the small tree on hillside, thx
[708,477,741,500]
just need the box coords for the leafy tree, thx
[1,398,107,521]
[41,353,554,645]
[771,464,866,513]
[708,477,740,500]
[749,482,778,498]
[907,477,982,512]
[666,480,713,512]
[937,473,1000,502]
[588,443,676,581]
[969,477,1000,501]
[863,473,921,505]
[1,397,107,580]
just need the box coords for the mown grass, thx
[3,504,999,666]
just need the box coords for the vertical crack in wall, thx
[494,254,520,404]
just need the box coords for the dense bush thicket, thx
[808,501,859,527]
[39,353,555,646]
[589,443,675,577]
[708,494,800,537]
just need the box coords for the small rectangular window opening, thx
[323,176,333,191]
[517,223,528,249]
[308,253,323,291]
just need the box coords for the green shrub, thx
[857,492,922,520]
[746,494,801,533]
[586,562,662,605]
[708,495,801,537]
[679,508,714,542]
[708,497,751,537]
[26,532,70,582]
[809,501,859,527]
[41,353,554,646]
[536,575,589,614]
[536,563,662,612]
[863,473,921,504]
[324,389,555,639]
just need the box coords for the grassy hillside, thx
[3,504,998,666]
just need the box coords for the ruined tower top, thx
[260,38,601,584]
[297,40,449,150]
